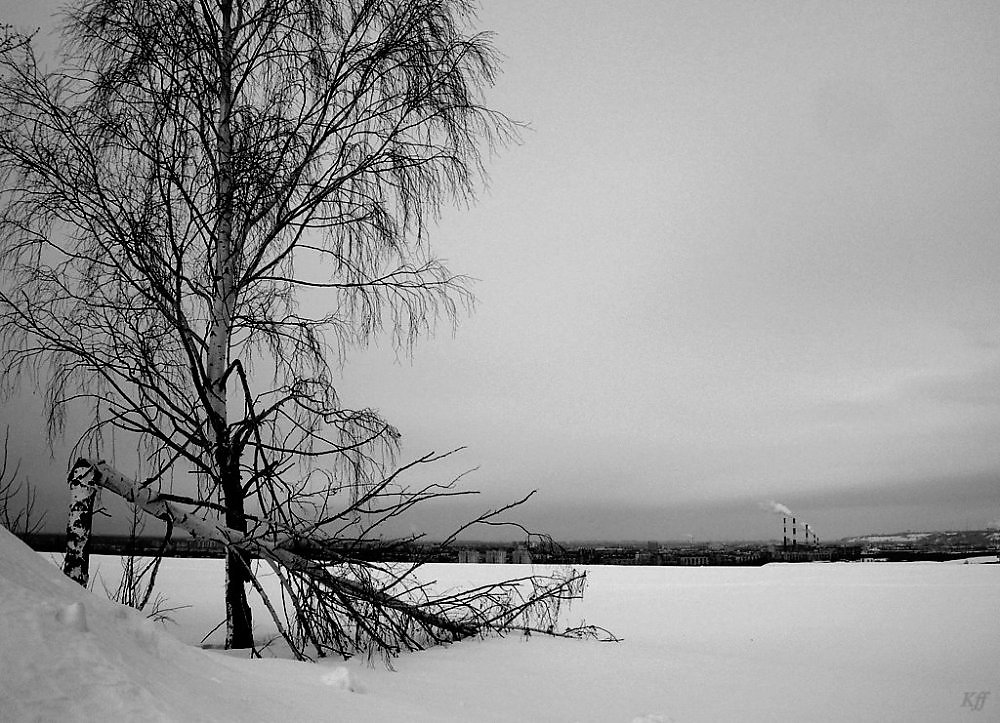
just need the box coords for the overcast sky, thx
[2,1,999,541]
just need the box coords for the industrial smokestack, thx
[783,517,787,551]
[793,517,797,550]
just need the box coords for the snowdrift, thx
[0,525,406,722]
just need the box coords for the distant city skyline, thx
[2,0,999,541]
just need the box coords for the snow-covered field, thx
[1,525,997,722]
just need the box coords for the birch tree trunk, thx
[63,469,96,586]
[205,0,252,649]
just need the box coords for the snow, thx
[1,524,998,722]
[855,533,933,543]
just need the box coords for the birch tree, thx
[0,0,522,651]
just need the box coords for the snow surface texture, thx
[0,523,997,722]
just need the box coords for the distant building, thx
[769,547,835,563]
[511,545,532,565]
[484,548,508,564]
[676,555,710,566]
[457,549,481,564]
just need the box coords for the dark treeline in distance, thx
[18,530,998,566]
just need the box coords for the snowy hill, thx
[2,524,998,722]
[842,528,1000,549]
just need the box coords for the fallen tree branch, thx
[70,459,476,640]
[69,457,594,661]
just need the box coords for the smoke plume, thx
[760,500,793,517]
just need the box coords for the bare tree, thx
[0,1,594,658]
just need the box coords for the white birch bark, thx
[63,469,97,586]
[204,0,252,649]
